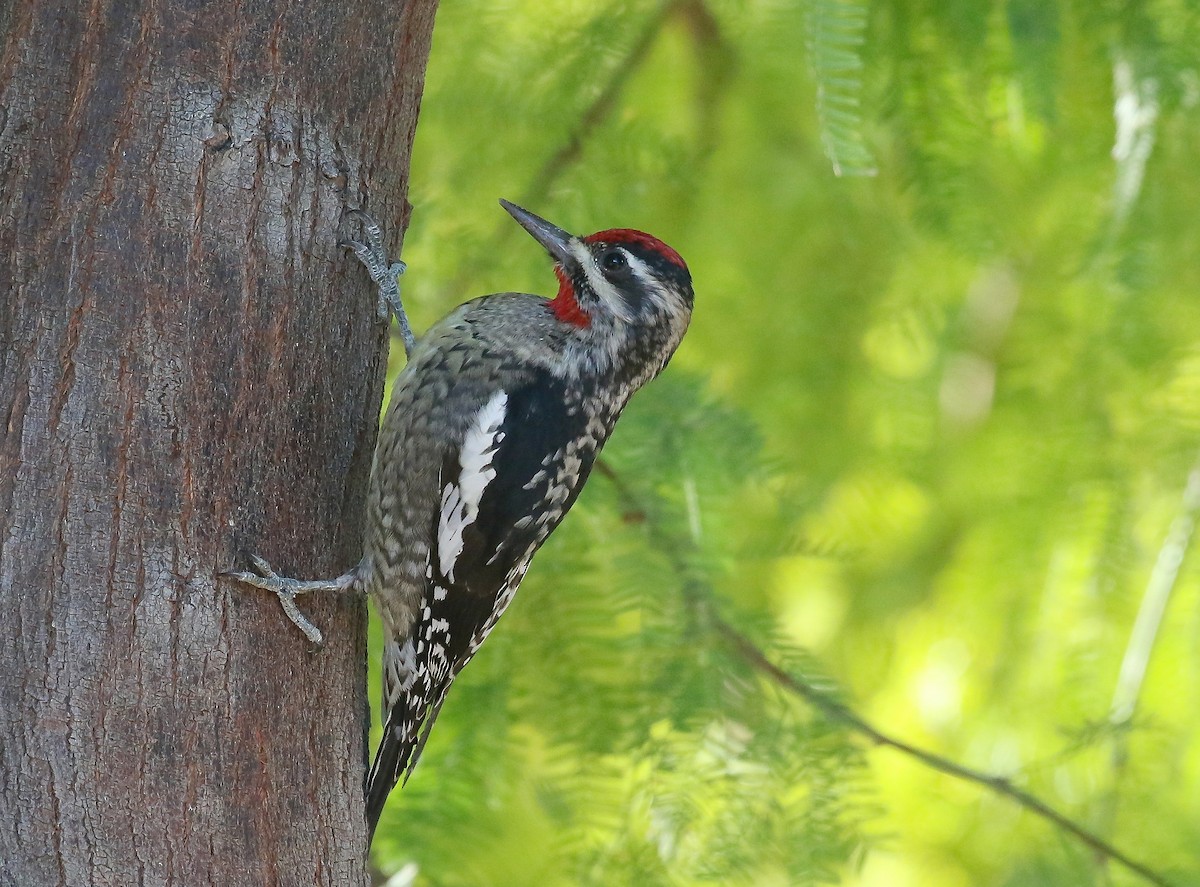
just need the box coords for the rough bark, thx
[0,0,438,883]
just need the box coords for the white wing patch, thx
[438,390,508,582]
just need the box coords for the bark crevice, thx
[0,1,440,883]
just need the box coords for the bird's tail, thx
[365,691,449,840]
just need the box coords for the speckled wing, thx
[366,367,599,832]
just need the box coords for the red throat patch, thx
[550,266,591,328]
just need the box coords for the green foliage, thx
[808,0,876,176]
[373,0,1200,884]
[372,376,876,884]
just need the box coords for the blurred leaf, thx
[370,0,1200,884]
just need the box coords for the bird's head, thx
[501,199,693,377]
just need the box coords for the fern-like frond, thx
[807,0,876,176]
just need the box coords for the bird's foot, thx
[342,210,415,357]
[222,553,358,647]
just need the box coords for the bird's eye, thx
[601,249,628,274]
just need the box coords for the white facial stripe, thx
[624,252,674,312]
[570,241,635,323]
[438,390,508,581]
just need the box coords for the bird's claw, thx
[342,210,414,354]
[222,553,326,647]
[223,552,282,590]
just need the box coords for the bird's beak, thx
[500,199,577,268]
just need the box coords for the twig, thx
[1094,454,1200,876]
[436,4,674,305]
[594,459,1175,887]
[518,1,677,210]
[712,619,1173,887]
[519,0,731,206]
[1110,455,1200,725]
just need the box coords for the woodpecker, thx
[227,200,693,838]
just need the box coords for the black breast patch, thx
[425,369,596,669]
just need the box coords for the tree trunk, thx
[0,0,437,883]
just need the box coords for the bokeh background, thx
[368,1,1200,884]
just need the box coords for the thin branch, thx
[517,0,677,210]
[1093,453,1200,877]
[594,458,1175,887]
[434,0,734,312]
[517,0,731,206]
[712,619,1173,887]
[436,2,678,306]
[1110,454,1200,726]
